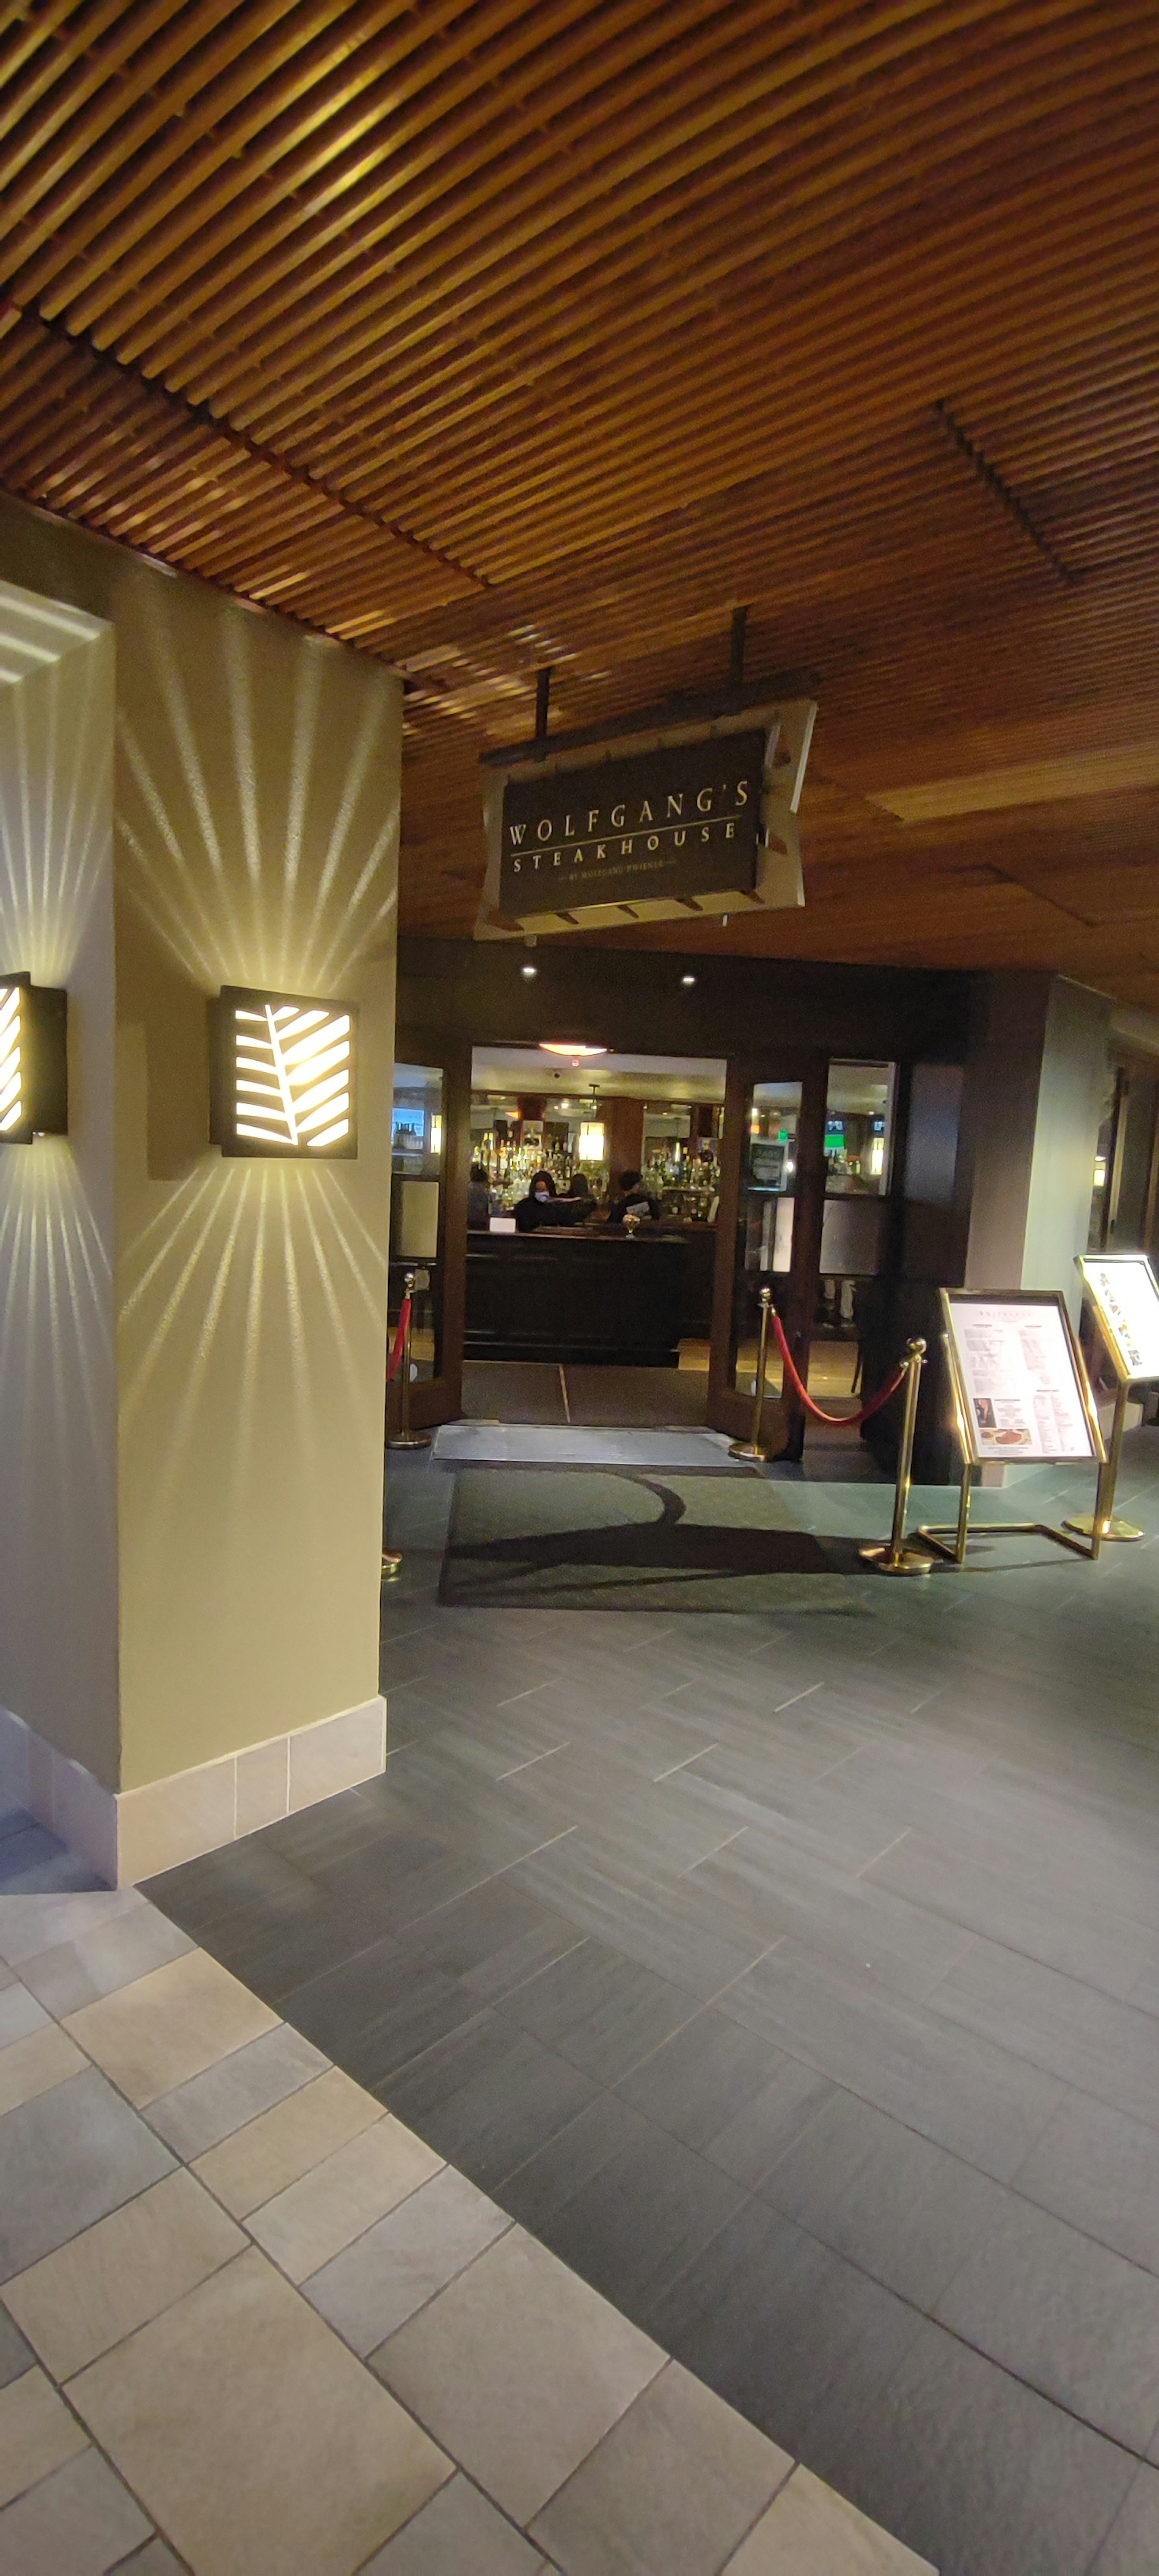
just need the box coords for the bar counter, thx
[464,1226,711,1365]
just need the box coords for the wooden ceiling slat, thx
[2,0,1158,995]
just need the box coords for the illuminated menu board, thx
[941,1291,1102,1466]
[1078,1254,1159,1385]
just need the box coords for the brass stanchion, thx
[730,1286,775,1461]
[381,1551,403,1581]
[388,1270,431,1452]
[1064,1380,1144,1543]
[860,1340,934,1576]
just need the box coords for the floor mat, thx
[433,1422,747,1471]
[438,1467,891,1609]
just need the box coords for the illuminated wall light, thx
[578,1121,606,1161]
[0,973,69,1145]
[429,1114,444,1156]
[210,985,357,1159]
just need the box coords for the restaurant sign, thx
[499,732,764,914]
[477,698,817,939]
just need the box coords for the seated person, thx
[513,1169,559,1231]
[554,1170,596,1224]
[466,1163,492,1229]
[608,1167,660,1225]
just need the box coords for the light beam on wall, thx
[0,973,69,1144]
[211,985,357,1158]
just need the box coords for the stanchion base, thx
[858,1543,935,1577]
[729,1439,772,1461]
[388,1432,431,1451]
[1063,1514,1145,1542]
[381,1552,403,1581]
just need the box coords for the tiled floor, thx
[0,1893,927,2574]
[146,1432,1159,2574]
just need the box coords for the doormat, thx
[439,1468,886,1611]
[433,1422,750,1472]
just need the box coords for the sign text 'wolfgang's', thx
[499,732,766,913]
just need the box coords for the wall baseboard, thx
[0,1696,387,1886]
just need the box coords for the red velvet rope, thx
[771,1311,908,1428]
[386,1295,411,1385]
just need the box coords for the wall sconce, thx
[0,973,68,1144]
[210,986,357,1159]
[578,1121,606,1161]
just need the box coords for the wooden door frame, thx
[706,1047,829,1452]
[392,1028,472,1432]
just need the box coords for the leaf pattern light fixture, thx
[211,986,357,1159]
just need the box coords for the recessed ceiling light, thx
[540,1041,607,1057]
[521,963,538,978]
[681,974,696,987]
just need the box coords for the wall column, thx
[0,518,401,1884]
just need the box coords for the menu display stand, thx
[1064,1253,1159,1542]
[917,1289,1107,1565]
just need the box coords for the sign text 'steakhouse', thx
[499,732,766,913]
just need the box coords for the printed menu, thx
[945,1295,1097,1463]
[1078,1254,1159,1385]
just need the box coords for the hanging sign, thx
[478,699,816,937]
[940,1289,1103,1466]
[1077,1252,1159,1384]
[499,732,764,913]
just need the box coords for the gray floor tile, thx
[1013,2088,1159,2277]
[647,2195,924,2461]
[717,1939,1065,2180]
[280,1941,485,2092]
[0,2068,175,2281]
[499,2105,747,2328]
[614,2006,835,2185]
[382,2012,600,2190]
[309,2163,510,2352]
[761,2087,1007,2308]
[934,2191,1159,2454]
[0,2304,35,2390]
[865,1830,1159,2004]
[393,1875,585,2002]
[930,1937,1159,2130]
[817,2314,1138,2576]
[15,1907,195,2018]
[142,2021,330,2160]
[498,1939,702,2085]
[1090,2462,1159,2573]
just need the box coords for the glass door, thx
[706,1054,827,1452]
[388,1038,470,1431]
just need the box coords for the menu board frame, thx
[939,1287,1105,1470]
[1076,1252,1159,1389]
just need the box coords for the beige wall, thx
[0,583,119,1781]
[0,501,401,1793]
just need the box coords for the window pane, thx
[824,1062,896,1196]
[729,1081,801,1392]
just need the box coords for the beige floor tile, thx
[192,2065,382,2218]
[5,2168,245,2380]
[0,1985,50,2049]
[722,2467,936,2575]
[16,1907,194,2019]
[0,2445,152,2573]
[0,1893,141,1970]
[63,1951,278,2106]
[68,2246,452,2576]
[246,2116,444,2282]
[0,2367,89,2509]
[0,2024,87,2118]
[377,2226,665,2525]
[532,2359,793,2576]
[365,2471,548,2572]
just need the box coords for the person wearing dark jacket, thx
[513,1170,558,1231]
[608,1168,659,1225]
[467,1164,492,1229]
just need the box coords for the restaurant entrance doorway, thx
[387,1036,900,1459]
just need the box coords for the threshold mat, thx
[433,1422,747,1471]
[438,1467,889,1611]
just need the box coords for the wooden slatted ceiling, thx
[0,0,1157,1001]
